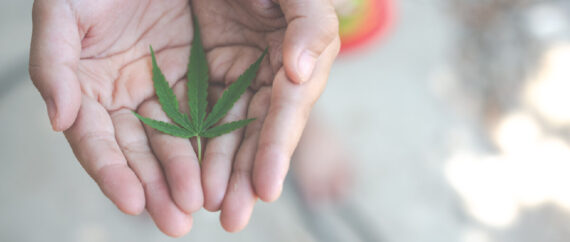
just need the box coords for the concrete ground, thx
[2,1,570,242]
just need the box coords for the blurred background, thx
[2,0,570,241]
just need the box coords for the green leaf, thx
[201,119,256,138]
[149,46,194,133]
[137,18,266,162]
[202,48,267,130]
[134,112,195,138]
[187,16,209,129]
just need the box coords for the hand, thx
[193,0,340,232]
[30,0,202,237]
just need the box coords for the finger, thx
[253,38,340,202]
[276,0,339,83]
[64,96,144,215]
[111,108,193,237]
[29,1,81,131]
[220,87,272,232]
[138,95,203,214]
[202,86,253,211]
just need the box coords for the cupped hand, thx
[29,0,201,237]
[192,0,340,232]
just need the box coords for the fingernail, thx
[46,98,57,130]
[298,51,316,83]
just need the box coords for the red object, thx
[339,0,395,53]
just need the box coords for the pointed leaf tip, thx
[187,16,209,130]
[148,45,194,132]
[202,118,256,138]
[202,50,267,130]
[134,112,195,138]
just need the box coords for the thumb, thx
[29,0,81,131]
[277,0,339,84]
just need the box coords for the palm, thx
[194,0,285,87]
[68,0,289,235]
[31,0,339,236]
[76,0,191,109]
[191,0,285,212]
[192,0,338,232]
[54,0,200,237]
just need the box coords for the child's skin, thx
[29,0,340,237]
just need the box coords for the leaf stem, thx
[197,136,202,163]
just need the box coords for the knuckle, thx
[321,15,340,41]
[28,62,46,86]
[256,141,283,160]
[204,150,231,164]
[162,153,196,166]
[121,140,151,154]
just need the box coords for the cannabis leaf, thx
[134,18,267,162]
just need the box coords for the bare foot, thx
[292,115,354,205]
